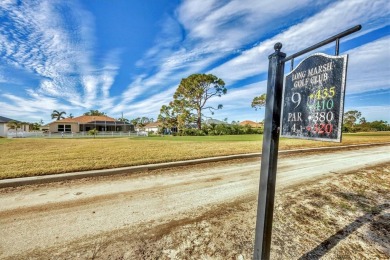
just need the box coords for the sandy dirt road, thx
[0,144,389,258]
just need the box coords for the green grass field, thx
[0,132,389,179]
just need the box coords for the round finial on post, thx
[274,42,282,52]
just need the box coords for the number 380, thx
[312,111,334,122]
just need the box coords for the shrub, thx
[88,128,98,136]
[180,128,206,136]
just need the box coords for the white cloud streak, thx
[346,36,390,94]
[114,0,332,117]
[210,0,389,83]
[0,0,121,121]
[125,0,388,122]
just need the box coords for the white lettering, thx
[288,112,303,122]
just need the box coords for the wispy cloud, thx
[0,90,74,122]
[112,86,176,119]
[114,0,332,117]
[346,36,390,94]
[0,0,388,123]
[210,0,389,84]
[0,0,121,120]
[124,0,388,121]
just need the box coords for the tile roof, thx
[239,120,263,128]
[144,122,161,128]
[50,115,117,124]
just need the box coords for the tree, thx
[51,110,66,120]
[130,117,149,130]
[369,120,389,131]
[173,74,226,130]
[8,120,29,135]
[28,119,44,131]
[138,117,151,130]
[29,122,41,131]
[118,117,130,123]
[359,117,367,124]
[130,117,140,127]
[68,113,74,118]
[140,117,150,125]
[83,110,106,116]
[158,105,178,133]
[251,94,266,111]
[88,128,98,138]
[343,110,362,127]
[7,121,21,131]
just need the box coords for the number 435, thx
[315,87,335,100]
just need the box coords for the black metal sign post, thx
[253,42,285,260]
[253,25,361,260]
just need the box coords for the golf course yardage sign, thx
[281,53,348,142]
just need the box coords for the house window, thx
[58,125,72,132]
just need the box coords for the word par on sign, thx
[281,53,348,142]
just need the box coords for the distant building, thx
[48,115,134,133]
[0,116,30,137]
[239,120,263,128]
[142,122,161,133]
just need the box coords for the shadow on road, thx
[298,203,389,260]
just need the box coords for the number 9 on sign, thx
[291,92,301,109]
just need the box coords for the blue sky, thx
[0,0,389,124]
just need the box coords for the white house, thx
[48,115,133,133]
[144,122,161,133]
[135,122,161,133]
[0,116,29,137]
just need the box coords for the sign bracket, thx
[287,25,361,70]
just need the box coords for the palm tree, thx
[118,117,130,123]
[138,117,151,130]
[131,118,140,129]
[83,110,106,116]
[6,121,21,135]
[51,110,66,120]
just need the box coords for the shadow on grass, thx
[299,203,389,260]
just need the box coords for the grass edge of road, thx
[1,142,389,188]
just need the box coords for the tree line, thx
[6,76,387,135]
[170,122,263,136]
[342,110,389,132]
